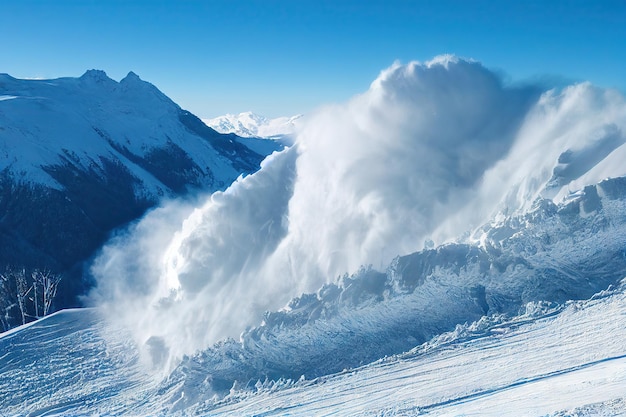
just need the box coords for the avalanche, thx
[2,55,626,415]
[90,55,626,371]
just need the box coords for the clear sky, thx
[2,0,625,118]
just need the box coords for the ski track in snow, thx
[205,287,626,416]
[0,309,159,416]
[1,285,625,416]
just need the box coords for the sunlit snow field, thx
[1,282,626,416]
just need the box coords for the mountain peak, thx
[121,71,141,83]
[0,73,16,81]
[80,69,112,83]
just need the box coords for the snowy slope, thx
[0,309,156,415]
[207,283,626,417]
[0,70,264,193]
[2,175,625,416]
[1,280,625,415]
[203,111,302,139]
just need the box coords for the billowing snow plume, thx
[90,56,626,373]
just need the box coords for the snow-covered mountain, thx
[203,111,303,140]
[0,70,270,309]
[2,56,626,415]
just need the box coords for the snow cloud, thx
[90,56,626,373]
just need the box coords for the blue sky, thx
[2,0,625,118]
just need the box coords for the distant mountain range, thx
[0,70,274,308]
[203,111,303,140]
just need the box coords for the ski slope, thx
[0,309,155,416]
[207,284,626,416]
[1,283,625,416]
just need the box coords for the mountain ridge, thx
[0,70,271,312]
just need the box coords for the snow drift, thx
[90,55,626,373]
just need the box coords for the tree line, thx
[0,267,62,332]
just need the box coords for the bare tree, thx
[14,268,30,325]
[32,271,39,319]
[0,272,15,332]
[32,269,62,317]
[0,267,63,331]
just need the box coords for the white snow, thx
[0,71,252,196]
[208,284,626,416]
[203,111,303,139]
[1,283,625,415]
[0,309,158,415]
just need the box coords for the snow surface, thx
[207,284,626,416]
[1,282,625,415]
